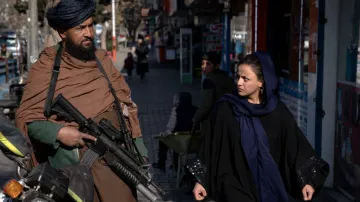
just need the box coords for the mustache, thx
[82,37,93,43]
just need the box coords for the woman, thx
[135,38,150,80]
[190,51,329,202]
[124,52,134,80]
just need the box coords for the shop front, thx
[333,0,360,200]
[249,0,320,149]
[246,0,360,200]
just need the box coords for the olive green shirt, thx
[27,121,148,169]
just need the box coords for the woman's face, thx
[236,64,263,98]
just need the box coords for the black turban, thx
[46,0,96,30]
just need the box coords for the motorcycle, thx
[1,164,70,202]
[0,115,93,202]
[1,162,93,202]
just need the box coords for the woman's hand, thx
[302,184,315,201]
[193,182,207,201]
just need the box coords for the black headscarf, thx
[46,0,96,30]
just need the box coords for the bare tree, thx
[119,0,142,42]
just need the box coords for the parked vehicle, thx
[0,114,93,202]
[0,31,22,59]
[0,75,27,121]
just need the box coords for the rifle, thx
[50,94,164,202]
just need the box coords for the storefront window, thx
[302,0,310,84]
[333,1,360,199]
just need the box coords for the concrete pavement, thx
[123,55,201,202]
[112,47,201,202]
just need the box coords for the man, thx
[0,44,13,59]
[16,0,148,201]
[193,52,236,125]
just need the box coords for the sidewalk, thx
[112,50,352,202]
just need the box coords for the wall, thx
[337,0,355,81]
[321,0,340,187]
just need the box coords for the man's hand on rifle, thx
[57,127,97,147]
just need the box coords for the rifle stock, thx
[50,94,164,201]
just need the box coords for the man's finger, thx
[78,139,85,147]
[81,133,97,141]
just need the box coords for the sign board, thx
[278,77,309,137]
[203,24,223,53]
[180,28,192,84]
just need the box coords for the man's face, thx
[66,17,94,49]
[59,17,96,61]
[202,59,215,74]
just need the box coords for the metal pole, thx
[254,0,258,52]
[221,0,231,74]
[112,0,117,61]
[29,0,39,66]
[5,59,9,83]
[298,0,304,83]
[26,10,31,71]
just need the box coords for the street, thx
[0,0,359,201]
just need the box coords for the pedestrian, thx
[135,37,150,80]
[124,52,134,80]
[152,92,198,172]
[15,0,148,201]
[0,44,13,59]
[192,51,235,130]
[190,52,329,202]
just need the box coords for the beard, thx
[65,37,96,61]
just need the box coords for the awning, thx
[185,0,245,16]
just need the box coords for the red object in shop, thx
[251,0,268,51]
[158,47,165,63]
[162,0,170,15]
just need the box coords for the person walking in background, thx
[135,37,150,80]
[124,52,134,80]
[191,52,329,202]
[192,52,235,129]
[0,44,13,59]
[152,92,198,172]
